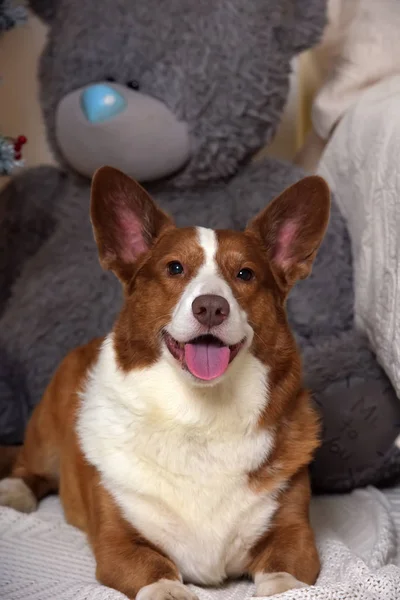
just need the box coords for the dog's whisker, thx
[144,314,173,327]
[249,327,270,353]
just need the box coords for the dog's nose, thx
[192,294,230,328]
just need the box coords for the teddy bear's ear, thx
[278,0,327,54]
[28,0,59,24]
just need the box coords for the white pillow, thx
[313,0,400,140]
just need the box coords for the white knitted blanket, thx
[318,75,400,397]
[1,486,400,600]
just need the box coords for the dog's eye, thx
[237,268,254,281]
[168,261,184,276]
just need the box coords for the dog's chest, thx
[78,342,278,584]
[111,429,277,584]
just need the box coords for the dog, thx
[0,167,330,599]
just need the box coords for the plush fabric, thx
[38,0,325,185]
[0,0,399,493]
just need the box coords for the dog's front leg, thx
[94,526,198,600]
[246,470,320,597]
[92,490,198,600]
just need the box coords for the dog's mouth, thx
[163,332,245,381]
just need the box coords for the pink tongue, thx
[184,342,230,380]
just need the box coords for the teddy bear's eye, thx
[105,76,116,82]
[126,79,140,91]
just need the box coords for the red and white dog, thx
[0,167,330,599]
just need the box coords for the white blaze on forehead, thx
[197,226,219,276]
[166,227,253,347]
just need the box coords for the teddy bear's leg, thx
[0,166,67,317]
[0,184,121,444]
[303,330,400,493]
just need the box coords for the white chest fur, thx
[78,337,278,585]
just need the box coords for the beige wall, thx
[0,11,55,185]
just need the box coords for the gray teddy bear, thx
[1,0,400,492]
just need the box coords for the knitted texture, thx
[318,75,400,402]
[1,486,400,599]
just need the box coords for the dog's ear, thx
[91,166,173,282]
[247,176,330,290]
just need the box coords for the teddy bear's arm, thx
[0,165,67,316]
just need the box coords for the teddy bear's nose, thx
[57,82,191,181]
[81,83,126,123]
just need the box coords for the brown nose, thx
[192,294,230,328]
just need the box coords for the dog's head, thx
[91,167,330,385]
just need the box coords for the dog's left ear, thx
[91,166,173,282]
[247,176,330,290]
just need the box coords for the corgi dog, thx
[0,167,330,599]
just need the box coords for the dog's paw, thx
[254,572,307,597]
[137,579,199,600]
[0,478,37,513]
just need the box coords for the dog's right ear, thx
[91,166,173,282]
